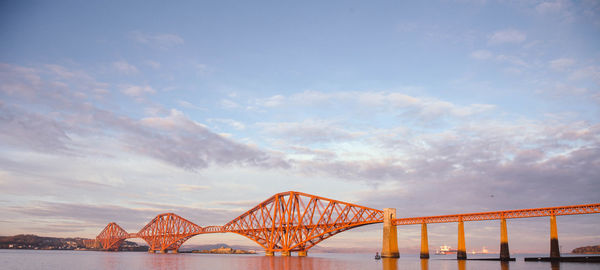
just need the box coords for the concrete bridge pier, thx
[500,218,510,260]
[550,215,560,258]
[381,208,400,258]
[420,223,429,259]
[298,250,308,257]
[457,220,467,260]
[281,251,291,256]
[265,250,274,256]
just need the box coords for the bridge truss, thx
[95,191,383,253]
[393,203,600,225]
[95,192,599,254]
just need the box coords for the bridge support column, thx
[265,250,274,256]
[457,220,467,260]
[550,214,560,258]
[160,249,167,254]
[420,223,429,259]
[381,208,400,258]
[281,250,291,256]
[172,249,178,254]
[500,218,510,261]
[298,250,307,257]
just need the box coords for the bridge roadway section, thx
[95,191,600,260]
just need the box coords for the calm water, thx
[1,250,599,270]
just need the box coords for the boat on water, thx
[436,245,490,255]
[435,245,457,255]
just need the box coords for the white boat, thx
[435,245,457,255]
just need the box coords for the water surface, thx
[1,250,598,270]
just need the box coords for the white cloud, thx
[144,60,161,69]
[131,31,184,49]
[488,29,526,44]
[208,118,246,130]
[254,91,496,121]
[196,64,211,76]
[495,54,528,67]
[177,184,210,192]
[178,100,205,110]
[112,61,138,75]
[569,66,600,82]
[536,0,567,14]
[549,58,576,70]
[259,119,364,143]
[221,99,239,109]
[536,82,587,97]
[470,50,493,60]
[256,95,285,107]
[120,84,156,97]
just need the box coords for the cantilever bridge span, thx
[96,191,383,255]
[95,191,599,258]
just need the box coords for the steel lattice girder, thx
[94,191,599,253]
[136,213,203,251]
[393,203,600,225]
[222,191,384,252]
[96,222,128,250]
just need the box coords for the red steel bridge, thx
[95,191,600,258]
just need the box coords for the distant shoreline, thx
[572,245,600,254]
[187,246,256,255]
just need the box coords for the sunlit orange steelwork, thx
[137,213,204,252]
[96,222,128,251]
[95,191,599,255]
[392,203,600,225]
[223,191,384,253]
[95,191,382,253]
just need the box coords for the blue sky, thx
[1,0,599,253]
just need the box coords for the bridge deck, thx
[393,203,600,225]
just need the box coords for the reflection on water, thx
[420,258,428,270]
[0,250,597,270]
[382,258,397,270]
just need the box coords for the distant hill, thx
[0,234,146,251]
[572,245,600,254]
[1,235,377,253]
[0,234,90,250]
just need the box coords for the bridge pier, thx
[381,208,400,258]
[550,214,560,258]
[500,218,510,261]
[298,250,307,257]
[265,250,274,256]
[457,220,467,260]
[420,223,429,259]
[281,251,291,256]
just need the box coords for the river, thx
[1,250,599,270]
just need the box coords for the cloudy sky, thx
[1,0,599,253]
